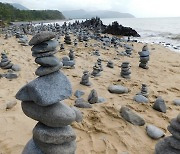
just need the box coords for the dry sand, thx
[0,34,180,154]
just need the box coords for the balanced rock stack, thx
[121,62,131,79]
[125,44,133,55]
[16,31,82,154]
[91,63,101,77]
[155,113,180,154]
[139,84,149,97]
[80,70,92,86]
[64,33,72,45]
[0,53,13,69]
[138,45,150,69]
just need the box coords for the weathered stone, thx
[177,113,180,123]
[80,71,91,86]
[6,101,17,110]
[71,106,83,123]
[74,98,92,108]
[11,64,21,71]
[32,50,58,58]
[35,63,62,76]
[31,40,58,53]
[29,32,55,46]
[35,56,61,67]
[34,139,76,154]
[0,60,10,67]
[108,85,128,94]
[88,89,98,104]
[173,99,180,106]
[22,139,43,154]
[74,90,85,98]
[1,62,13,69]
[138,50,150,57]
[167,136,180,150]
[167,126,180,140]
[146,125,165,139]
[4,73,18,79]
[155,137,179,154]
[33,122,76,144]
[170,118,180,131]
[133,95,149,103]
[120,106,145,126]
[153,97,167,113]
[22,101,76,127]
[16,71,72,106]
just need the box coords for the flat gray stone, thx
[98,97,106,103]
[1,62,13,69]
[173,99,180,106]
[16,71,72,106]
[74,90,85,98]
[62,60,75,67]
[34,139,76,154]
[155,137,179,154]
[138,50,150,57]
[22,101,76,127]
[33,122,76,144]
[146,124,165,139]
[153,97,167,113]
[22,139,43,154]
[71,106,83,123]
[4,73,18,79]
[167,136,180,150]
[108,85,129,94]
[29,32,55,46]
[88,89,98,104]
[35,56,61,67]
[120,106,145,126]
[31,40,58,53]
[35,63,62,76]
[0,60,10,67]
[11,64,21,71]
[167,126,180,140]
[75,98,92,108]
[133,95,149,103]
[32,50,58,58]
[170,118,180,131]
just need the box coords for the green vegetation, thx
[0,2,65,23]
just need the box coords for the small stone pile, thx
[139,45,150,69]
[120,62,131,79]
[16,31,82,154]
[69,49,75,60]
[107,60,114,68]
[0,53,13,69]
[96,58,103,71]
[64,33,72,45]
[139,84,149,97]
[155,113,180,154]
[124,44,133,55]
[60,44,65,50]
[91,63,101,77]
[80,70,91,86]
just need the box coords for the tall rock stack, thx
[16,31,82,154]
[155,113,180,154]
[140,84,149,97]
[64,33,72,45]
[138,45,150,69]
[121,62,131,79]
[0,53,13,69]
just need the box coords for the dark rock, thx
[34,139,76,154]
[133,95,149,103]
[153,97,167,113]
[31,40,58,53]
[32,50,58,58]
[29,32,55,46]
[35,63,62,76]
[170,118,180,131]
[35,56,61,67]
[16,71,72,106]
[1,62,13,69]
[108,85,128,94]
[74,90,85,98]
[33,122,76,144]
[120,106,145,126]
[4,73,18,79]
[167,126,180,140]
[22,139,43,154]
[75,98,92,108]
[88,89,98,104]
[146,125,165,139]
[167,136,180,150]
[22,101,76,127]
[80,71,91,86]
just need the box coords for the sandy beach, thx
[0,34,180,154]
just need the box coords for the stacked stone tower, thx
[121,62,131,79]
[138,45,150,69]
[16,31,82,154]
[155,113,180,154]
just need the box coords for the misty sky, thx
[1,0,180,18]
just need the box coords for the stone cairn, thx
[16,31,82,154]
[107,60,114,68]
[120,62,131,79]
[125,45,133,55]
[138,45,150,69]
[0,53,13,69]
[91,63,101,77]
[60,43,65,50]
[69,49,75,61]
[80,70,91,86]
[155,113,180,154]
[64,33,72,45]
[96,58,103,71]
[139,84,149,97]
